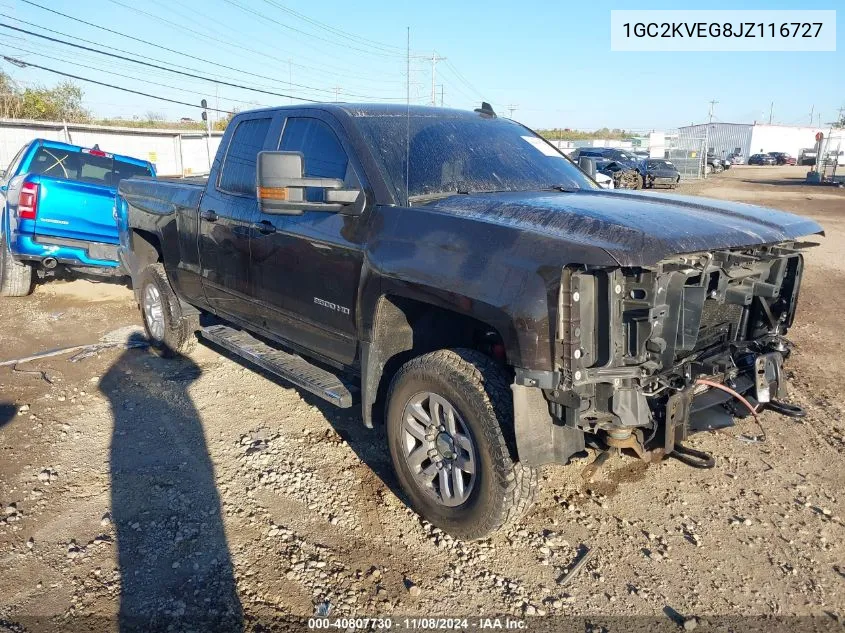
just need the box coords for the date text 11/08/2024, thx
[307,617,526,629]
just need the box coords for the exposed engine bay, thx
[545,240,817,466]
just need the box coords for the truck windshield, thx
[27,147,153,187]
[353,114,598,204]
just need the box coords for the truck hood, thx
[425,190,823,266]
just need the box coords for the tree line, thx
[0,72,231,130]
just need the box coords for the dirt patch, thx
[1,167,844,628]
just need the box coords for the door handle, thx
[253,220,276,235]
[200,209,218,222]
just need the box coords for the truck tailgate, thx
[33,176,119,244]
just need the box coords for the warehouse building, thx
[678,122,828,161]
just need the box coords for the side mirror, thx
[0,169,6,179]
[256,151,361,215]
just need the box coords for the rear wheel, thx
[138,263,198,356]
[634,173,644,189]
[386,348,539,540]
[0,231,33,297]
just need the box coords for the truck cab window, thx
[218,117,272,196]
[279,117,352,202]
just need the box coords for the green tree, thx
[214,109,238,131]
[0,72,90,122]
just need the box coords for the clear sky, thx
[0,0,841,131]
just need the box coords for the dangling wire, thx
[694,378,767,443]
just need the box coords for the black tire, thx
[138,263,198,357]
[0,231,33,297]
[386,348,539,540]
[634,173,644,190]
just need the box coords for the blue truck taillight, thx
[18,181,39,220]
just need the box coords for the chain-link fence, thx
[664,128,707,180]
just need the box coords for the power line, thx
[14,0,483,107]
[1,55,234,114]
[220,0,407,59]
[0,40,271,108]
[16,0,404,89]
[4,13,409,100]
[2,19,410,102]
[0,23,322,102]
[258,0,408,55]
[0,15,289,92]
[443,59,485,100]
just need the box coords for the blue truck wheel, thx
[0,232,33,297]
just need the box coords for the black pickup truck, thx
[117,103,822,539]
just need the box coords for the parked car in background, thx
[642,159,680,188]
[570,148,643,188]
[593,158,642,189]
[768,152,797,166]
[799,148,818,166]
[726,152,745,165]
[0,139,155,296]
[593,171,614,189]
[748,153,777,166]
[706,152,724,174]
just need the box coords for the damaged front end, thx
[514,240,816,467]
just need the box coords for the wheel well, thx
[367,295,508,426]
[131,229,162,268]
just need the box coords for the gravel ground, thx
[0,166,843,632]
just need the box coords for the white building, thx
[678,122,828,160]
[0,118,224,177]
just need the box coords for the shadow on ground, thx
[201,338,403,507]
[99,348,243,632]
[0,402,16,429]
[738,178,814,187]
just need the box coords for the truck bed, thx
[119,177,205,219]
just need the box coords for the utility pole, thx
[768,101,774,125]
[429,53,446,106]
[703,99,718,179]
[506,104,518,118]
[288,59,293,105]
[809,104,814,126]
[334,86,341,102]
[438,84,444,107]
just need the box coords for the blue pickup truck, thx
[0,138,155,296]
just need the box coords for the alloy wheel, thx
[400,391,477,507]
[142,283,165,341]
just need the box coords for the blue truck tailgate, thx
[32,175,120,244]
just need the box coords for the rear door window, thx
[218,117,273,196]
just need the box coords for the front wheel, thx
[386,348,539,540]
[0,232,33,297]
[138,263,198,356]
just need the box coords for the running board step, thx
[199,324,353,408]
